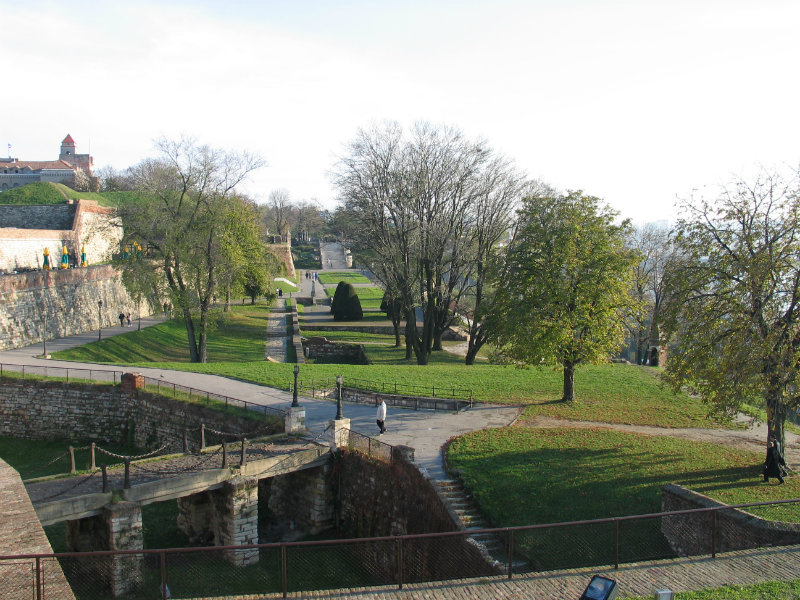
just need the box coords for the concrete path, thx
[319,242,348,270]
[264,298,288,363]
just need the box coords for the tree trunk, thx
[432,329,443,351]
[562,360,575,402]
[225,288,231,312]
[183,310,199,363]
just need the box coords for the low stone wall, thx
[0,459,76,600]
[661,483,800,555]
[0,375,281,450]
[0,204,76,230]
[342,387,471,411]
[301,323,466,341]
[302,336,370,365]
[336,448,497,582]
[0,264,145,350]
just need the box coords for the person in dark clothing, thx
[763,440,787,484]
[118,312,125,327]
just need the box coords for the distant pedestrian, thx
[118,312,125,327]
[126,312,131,327]
[763,440,787,484]
[163,301,169,316]
[278,288,283,297]
[376,397,387,435]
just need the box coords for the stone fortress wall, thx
[0,265,140,350]
[0,199,121,272]
[0,200,143,350]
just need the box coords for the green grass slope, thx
[0,181,140,207]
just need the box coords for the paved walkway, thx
[264,298,288,362]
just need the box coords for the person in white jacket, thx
[376,397,387,435]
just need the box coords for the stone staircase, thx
[434,478,530,573]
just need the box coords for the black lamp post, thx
[292,364,300,407]
[97,300,103,341]
[335,374,344,420]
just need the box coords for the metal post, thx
[507,530,515,579]
[90,442,96,470]
[396,538,404,590]
[292,364,300,407]
[101,464,108,493]
[97,299,103,341]
[281,545,288,598]
[335,375,344,420]
[222,440,228,468]
[200,424,206,450]
[614,519,620,569]
[240,438,248,466]
[68,446,76,474]
[35,556,43,600]
[160,552,168,600]
[711,511,718,558]
[124,458,131,489]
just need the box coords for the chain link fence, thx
[4,499,800,599]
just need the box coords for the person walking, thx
[376,397,387,435]
[125,312,131,327]
[118,312,125,327]
[763,439,787,484]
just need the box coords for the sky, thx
[2,0,799,225]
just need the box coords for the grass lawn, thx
[273,277,300,296]
[446,428,800,569]
[52,305,273,363]
[317,271,371,284]
[302,330,397,344]
[50,302,726,428]
[0,436,141,480]
[323,285,384,301]
[629,580,800,600]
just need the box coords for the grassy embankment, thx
[0,181,138,207]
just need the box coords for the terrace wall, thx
[0,264,140,350]
[661,483,800,555]
[0,375,280,450]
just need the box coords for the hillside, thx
[0,182,138,207]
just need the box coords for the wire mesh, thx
[0,559,36,600]
[346,429,393,463]
[286,540,389,592]
[401,533,499,584]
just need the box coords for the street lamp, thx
[335,374,344,420]
[292,364,300,407]
[97,300,103,341]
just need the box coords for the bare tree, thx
[264,188,294,237]
[334,121,519,365]
[626,223,675,365]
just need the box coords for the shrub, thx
[330,281,364,321]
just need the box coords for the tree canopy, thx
[490,191,638,401]
[662,170,800,449]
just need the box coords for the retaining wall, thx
[0,375,281,450]
[342,387,470,411]
[0,264,143,350]
[661,483,800,555]
[302,336,369,365]
[336,448,497,581]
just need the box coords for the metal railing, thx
[292,376,473,403]
[1,498,799,599]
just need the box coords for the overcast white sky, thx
[2,0,799,225]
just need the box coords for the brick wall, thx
[661,483,800,555]
[0,204,76,229]
[0,376,281,450]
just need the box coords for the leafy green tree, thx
[490,191,638,401]
[118,137,264,362]
[661,170,800,451]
